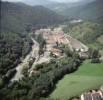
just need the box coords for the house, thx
[79,52,89,59]
[50,48,62,57]
[81,90,103,100]
[82,94,92,100]
[92,92,102,100]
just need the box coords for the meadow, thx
[50,60,103,100]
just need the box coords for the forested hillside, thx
[63,22,103,54]
[0,0,103,99]
[0,32,32,77]
[0,1,67,77]
[1,1,66,33]
[54,0,103,23]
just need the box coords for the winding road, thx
[11,38,39,82]
[11,37,50,82]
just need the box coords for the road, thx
[11,37,50,82]
[11,38,39,82]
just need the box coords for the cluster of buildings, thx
[35,28,88,57]
[35,28,69,57]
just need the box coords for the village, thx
[34,27,88,58]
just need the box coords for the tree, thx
[22,65,29,77]
[91,49,101,63]
[63,45,73,57]
[0,78,4,89]
[92,49,100,58]
[88,48,93,58]
[91,58,101,63]
[25,24,32,33]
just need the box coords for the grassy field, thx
[50,60,103,100]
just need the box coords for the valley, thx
[0,0,103,100]
[1,25,102,100]
[10,26,88,82]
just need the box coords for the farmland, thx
[50,60,103,99]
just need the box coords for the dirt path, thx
[30,51,50,70]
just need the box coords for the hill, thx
[0,1,66,33]
[0,1,67,81]
[47,0,95,11]
[63,22,103,55]
[20,0,54,6]
[53,0,103,23]
[0,32,32,77]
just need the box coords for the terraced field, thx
[50,60,103,100]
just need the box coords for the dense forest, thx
[0,32,32,77]
[0,45,82,100]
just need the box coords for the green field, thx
[50,60,103,100]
